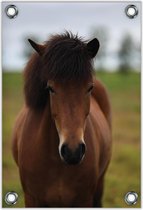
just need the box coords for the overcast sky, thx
[2,2,141,71]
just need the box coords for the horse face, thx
[47,79,94,165]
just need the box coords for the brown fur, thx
[12,32,112,207]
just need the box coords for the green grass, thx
[2,71,141,208]
[96,72,140,208]
[2,73,25,207]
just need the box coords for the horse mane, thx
[24,31,93,109]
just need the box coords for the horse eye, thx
[87,85,94,93]
[47,86,55,93]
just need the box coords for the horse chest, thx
[20,151,96,206]
[45,178,75,207]
[44,167,96,207]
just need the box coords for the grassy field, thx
[2,71,141,208]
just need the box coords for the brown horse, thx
[12,32,112,207]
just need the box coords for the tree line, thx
[90,27,140,73]
[23,28,140,73]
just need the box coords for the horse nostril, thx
[61,144,70,159]
[61,144,66,157]
[78,143,86,159]
[80,143,86,156]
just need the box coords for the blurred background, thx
[2,2,141,207]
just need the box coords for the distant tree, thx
[118,34,135,73]
[134,42,141,71]
[89,26,109,71]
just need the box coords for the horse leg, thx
[93,175,104,207]
[24,193,42,207]
[73,198,93,208]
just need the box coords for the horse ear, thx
[28,39,45,56]
[87,38,100,58]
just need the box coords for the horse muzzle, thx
[60,143,86,165]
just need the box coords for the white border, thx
[0,1,2,209]
[0,1,142,209]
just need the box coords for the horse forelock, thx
[41,31,93,82]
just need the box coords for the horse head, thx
[27,32,100,165]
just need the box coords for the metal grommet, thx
[125,5,138,19]
[124,191,138,205]
[5,191,18,205]
[5,5,18,19]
